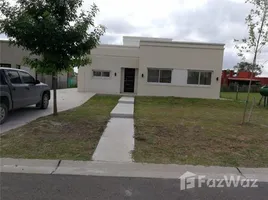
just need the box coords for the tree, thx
[234,0,268,124]
[0,0,105,115]
[233,61,264,75]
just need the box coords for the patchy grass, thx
[221,92,262,102]
[133,97,268,167]
[0,95,120,160]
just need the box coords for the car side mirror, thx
[35,80,40,84]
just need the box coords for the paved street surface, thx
[1,173,267,200]
[0,89,95,134]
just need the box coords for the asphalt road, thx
[1,173,268,200]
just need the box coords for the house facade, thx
[78,36,225,99]
[0,39,68,89]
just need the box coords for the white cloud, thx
[0,33,7,39]
[1,0,267,76]
[88,0,268,76]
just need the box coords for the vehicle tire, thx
[36,93,49,109]
[0,103,8,125]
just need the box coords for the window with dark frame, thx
[0,63,11,68]
[200,71,212,85]
[93,70,110,77]
[102,71,110,77]
[0,73,7,85]
[187,70,212,85]
[147,69,172,83]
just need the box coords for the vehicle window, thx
[0,72,7,85]
[6,70,22,84]
[19,71,36,84]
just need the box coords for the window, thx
[93,71,101,77]
[6,70,22,84]
[200,72,212,85]
[102,71,110,77]
[19,71,36,84]
[0,72,7,85]
[0,63,11,68]
[93,70,110,77]
[187,70,212,85]
[147,69,172,83]
[187,71,199,85]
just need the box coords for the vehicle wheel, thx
[36,93,49,109]
[0,103,8,125]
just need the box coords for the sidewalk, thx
[92,96,135,162]
[1,158,268,182]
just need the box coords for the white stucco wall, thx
[137,41,224,99]
[78,39,224,99]
[78,45,139,94]
[0,40,68,88]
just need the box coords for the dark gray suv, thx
[0,67,51,124]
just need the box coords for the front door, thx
[124,68,135,93]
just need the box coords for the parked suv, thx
[0,67,51,124]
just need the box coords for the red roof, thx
[228,78,260,81]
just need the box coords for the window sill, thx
[92,76,111,80]
[146,82,212,88]
[146,82,172,86]
[185,84,212,88]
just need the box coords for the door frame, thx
[120,68,138,94]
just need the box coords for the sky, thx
[1,0,268,76]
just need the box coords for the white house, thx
[78,36,225,99]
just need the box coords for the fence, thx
[221,83,261,93]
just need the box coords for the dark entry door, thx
[124,68,135,93]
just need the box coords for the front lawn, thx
[221,92,262,102]
[0,95,120,160]
[133,97,268,167]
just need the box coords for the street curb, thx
[1,158,268,182]
[0,158,59,174]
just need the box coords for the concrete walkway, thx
[1,158,268,183]
[0,89,95,134]
[92,97,135,162]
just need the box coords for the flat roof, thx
[123,36,173,41]
[140,40,225,47]
[228,77,260,81]
[0,38,9,42]
[98,44,138,49]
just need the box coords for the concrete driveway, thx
[0,89,95,134]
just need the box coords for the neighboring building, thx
[78,36,225,99]
[0,39,68,89]
[221,70,268,86]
